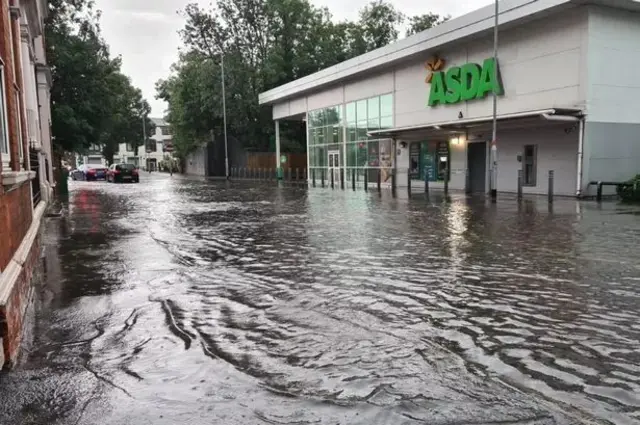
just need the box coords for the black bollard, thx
[425,169,429,195]
[340,168,345,190]
[548,170,554,204]
[377,169,381,193]
[321,168,325,188]
[517,169,523,200]
[296,168,300,183]
[407,168,411,197]
[288,168,292,181]
[391,172,396,197]
[331,169,335,189]
[444,169,449,195]
[352,169,356,191]
[312,168,316,187]
[364,170,368,191]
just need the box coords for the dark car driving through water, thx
[106,163,140,183]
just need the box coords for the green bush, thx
[617,174,640,203]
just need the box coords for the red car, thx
[85,165,108,181]
[107,163,140,183]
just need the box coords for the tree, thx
[357,0,404,51]
[160,0,444,163]
[46,0,153,161]
[406,13,450,37]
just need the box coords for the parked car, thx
[107,163,139,183]
[85,165,108,181]
[70,168,84,180]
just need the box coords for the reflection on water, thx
[1,176,639,425]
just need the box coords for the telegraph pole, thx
[221,53,229,180]
[490,0,499,199]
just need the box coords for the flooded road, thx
[1,173,639,425]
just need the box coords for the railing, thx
[29,147,41,207]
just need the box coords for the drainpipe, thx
[576,118,585,197]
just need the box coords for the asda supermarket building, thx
[259,0,640,197]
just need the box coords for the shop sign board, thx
[428,57,503,107]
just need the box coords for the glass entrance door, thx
[328,151,340,184]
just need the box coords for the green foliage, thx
[406,13,450,37]
[159,0,446,159]
[46,0,153,161]
[617,174,640,203]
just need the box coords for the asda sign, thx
[428,58,503,107]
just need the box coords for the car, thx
[85,165,108,181]
[107,163,139,183]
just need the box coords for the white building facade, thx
[19,0,53,200]
[259,0,640,197]
[115,118,173,170]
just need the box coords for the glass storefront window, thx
[347,143,357,167]
[356,100,367,122]
[380,94,393,118]
[346,103,356,123]
[367,97,379,119]
[307,94,393,175]
[380,115,393,129]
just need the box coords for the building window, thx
[161,126,172,136]
[15,91,23,166]
[126,143,135,152]
[523,144,537,186]
[0,66,10,166]
[146,140,157,152]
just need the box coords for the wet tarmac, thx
[1,173,639,425]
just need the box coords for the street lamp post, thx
[490,0,499,199]
[220,53,229,180]
[142,114,147,170]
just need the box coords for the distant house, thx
[115,118,174,170]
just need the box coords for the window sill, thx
[2,170,36,188]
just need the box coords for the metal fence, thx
[29,147,40,207]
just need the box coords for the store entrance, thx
[467,142,487,193]
[328,151,340,184]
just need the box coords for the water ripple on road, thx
[1,176,639,425]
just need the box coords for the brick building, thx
[0,0,53,368]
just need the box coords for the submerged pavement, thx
[0,173,639,425]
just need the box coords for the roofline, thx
[259,0,573,106]
[259,0,640,106]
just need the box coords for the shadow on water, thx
[0,176,639,425]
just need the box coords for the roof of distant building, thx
[151,117,168,127]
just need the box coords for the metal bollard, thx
[330,169,335,189]
[517,169,523,200]
[312,168,316,187]
[352,169,356,191]
[340,169,345,190]
[296,168,300,182]
[364,170,368,191]
[377,169,381,192]
[407,168,412,197]
[444,169,449,195]
[321,168,325,188]
[425,170,429,195]
[391,172,397,197]
[596,182,603,202]
[548,170,554,203]
[288,168,292,181]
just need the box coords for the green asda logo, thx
[428,57,503,107]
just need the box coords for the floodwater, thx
[1,174,639,425]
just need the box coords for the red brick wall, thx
[0,184,32,271]
[0,0,23,171]
[0,229,39,366]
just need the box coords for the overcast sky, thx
[94,0,494,116]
